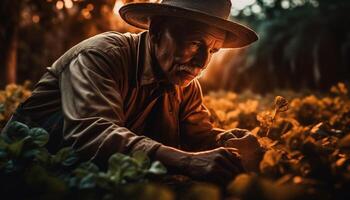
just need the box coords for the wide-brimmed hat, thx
[119,0,258,48]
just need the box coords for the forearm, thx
[154,144,244,183]
[154,145,191,174]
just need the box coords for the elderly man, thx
[4,0,262,183]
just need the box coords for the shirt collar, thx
[136,31,161,86]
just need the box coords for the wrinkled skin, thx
[155,145,244,185]
[223,129,265,172]
[151,17,248,184]
[150,17,226,87]
[185,147,245,184]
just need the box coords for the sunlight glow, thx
[56,1,64,10]
[262,0,275,7]
[113,0,124,15]
[281,0,290,9]
[243,7,252,16]
[310,0,319,7]
[251,4,262,13]
[32,15,40,23]
[64,0,73,9]
[231,0,256,10]
[86,4,94,11]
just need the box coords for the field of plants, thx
[0,83,349,200]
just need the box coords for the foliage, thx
[204,82,350,199]
[216,0,350,93]
[1,82,350,199]
[0,0,160,87]
[0,82,32,131]
[0,121,168,200]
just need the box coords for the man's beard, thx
[167,63,205,87]
[177,64,197,77]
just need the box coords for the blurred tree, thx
[0,0,21,84]
[1,0,159,87]
[203,0,350,93]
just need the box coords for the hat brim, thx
[119,3,258,48]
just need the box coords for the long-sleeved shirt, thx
[7,31,224,165]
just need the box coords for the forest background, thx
[1,0,349,93]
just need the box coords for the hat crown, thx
[161,0,232,19]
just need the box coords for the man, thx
[3,0,262,184]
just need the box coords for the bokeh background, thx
[1,0,350,93]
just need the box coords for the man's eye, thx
[190,41,201,48]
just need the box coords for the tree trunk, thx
[0,0,20,85]
[5,26,18,84]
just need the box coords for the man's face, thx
[152,18,226,87]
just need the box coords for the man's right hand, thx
[154,146,244,185]
[184,147,245,184]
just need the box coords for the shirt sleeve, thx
[59,48,161,166]
[179,79,225,151]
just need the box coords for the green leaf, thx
[76,162,100,173]
[6,121,30,141]
[35,148,50,164]
[22,147,50,164]
[73,162,100,182]
[62,154,79,167]
[79,173,96,189]
[28,127,49,147]
[107,153,125,182]
[123,163,140,180]
[108,153,141,182]
[108,153,131,172]
[132,151,150,169]
[7,136,30,157]
[95,173,113,189]
[148,161,167,175]
[52,147,78,166]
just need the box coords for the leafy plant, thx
[1,82,350,199]
[204,83,350,200]
[0,82,31,131]
[260,95,289,137]
[0,121,169,200]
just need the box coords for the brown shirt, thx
[18,31,224,164]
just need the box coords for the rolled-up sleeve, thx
[179,80,224,151]
[59,48,161,165]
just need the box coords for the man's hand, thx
[154,146,244,185]
[219,129,265,172]
[184,147,244,184]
